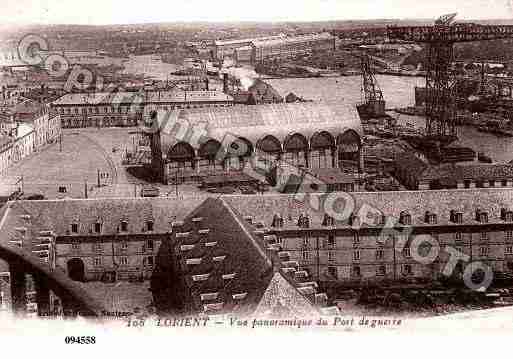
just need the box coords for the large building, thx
[0,108,61,175]
[393,152,513,190]
[144,102,364,184]
[2,189,513,314]
[213,35,285,61]
[50,90,234,129]
[213,33,336,64]
[252,33,336,63]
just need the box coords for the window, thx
[328,251,335,262]
[454,232,463,242]
[71,242,80,252]
[93,257,102,266]
[400,211,411,225]
[327,266,337,279]
[71,223,79,234]
[479,246,490,256]
[302,237,309,248]
[506,231,513,241]
[327,235,335,247]
[352,265,361,277]
[120,221,128,232]
[94,222,102,234]
[144,256,154,267]
[425,212,437,224]
[477,211,488,223]
[93,243,103,253]
[146,221,154,232]
[353,233,360,245]
[480,231,489,241]
[353,250,360,261]
[146,240,154,251]
[376,249,384,260]
[301,250,309,261]
[506,246,513,255]
[377,265,386,276]
[120,242,128,252]
[402,264,412,275]
[403,247,411,258]
[119,256,128,266]
[503,180,508,187]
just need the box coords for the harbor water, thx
[268,76,513,164]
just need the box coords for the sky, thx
[1,0,513,25]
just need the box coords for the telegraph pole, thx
[97,169,101,187]
[84,180,88,199]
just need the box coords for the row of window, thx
[57,106,137,115]
[70,220,154,234]
[71,240,155,252]
[326,264,413,279]
[301,246,513,261]
[293,231,513,248]
[92,255,154,267]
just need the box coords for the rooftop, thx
[252,32,334,48]
[52,90,233,106]
[420,163,513,182]
[154,102,363,154]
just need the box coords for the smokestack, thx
[223,73,229,94]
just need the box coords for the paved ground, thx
[80,281,153,315]
[5,131,115,199]
[2,127,268,200]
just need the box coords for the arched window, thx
[283,133,308,168]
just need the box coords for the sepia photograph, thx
[1,0,513,354]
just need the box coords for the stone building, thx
[144,102,364,185]
[224,189,513,287]
[50,90,233,129]
[213,33,336,64]
[394,153,513,190]
[3,189,513,314]
[251,33,336,63]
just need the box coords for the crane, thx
[387,14,513,141]
[356,52,386,119]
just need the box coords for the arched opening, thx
[310,131,336,169]
[283,133,308,168]
[198,139,224,173]
[167,142,196,183]
[67,258,85,282]
[225,137,254,171]
[256,135,282,163]
[337,130,361,173]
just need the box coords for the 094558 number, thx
[64,336,96,344]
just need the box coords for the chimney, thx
[223,73,229,93]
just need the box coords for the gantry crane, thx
[387,13,513,141]
[352,51,386,119]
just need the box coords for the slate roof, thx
[393,152,429,176]
[154,102,363,155]
[420,163,513,182]
[222,188,513,229]
[51,90,232,106]
[2,197,206,237]
[151,197,320,316]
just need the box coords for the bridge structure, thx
[387,19,513,139]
